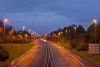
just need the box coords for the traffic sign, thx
[89,44,100,54]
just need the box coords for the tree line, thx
[0,19,32,62]
[0,19,32,43]
[47,20,100,51]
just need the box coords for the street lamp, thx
[68,30,70,44]
[58,32,61,36]
[3,18,8,42]
[93,19,97,44]
[74,26,77,48]
[61,32,63,34]
[65,30,67,32]
[10,29,14,34]
[29,29,31,33]
[22,26,25,31]
[65,30,68,38]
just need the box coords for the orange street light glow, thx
[92,19,97,24]
[3,18,8,25]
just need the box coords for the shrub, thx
[0,46,9,61]
[76,43,88,51]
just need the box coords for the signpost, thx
[89,44,100,55]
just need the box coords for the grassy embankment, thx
[58,43,100,65]
[0,43,34,67]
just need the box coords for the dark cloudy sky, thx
[0,0,100,34]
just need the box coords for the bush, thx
[0,46,9,61]
[76,43,88,51]
[69,43,75,49]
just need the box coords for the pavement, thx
[10,39,99,67]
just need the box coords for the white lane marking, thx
[48,46,51,67]
[65,51,86,67]
[44,42,48,67]
[44,42,55,67]
[56,44,86,67]
[48,46,53,67]
[49,45,55,67]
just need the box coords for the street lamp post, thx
[68,30,70,44]
[93,19,97,44]
[65,30,67,33]
[29,29,31,33]
[74,26,77,48]
[92,19,98,57]
[22,26,25,31]
[3,18,8,43]
[65,30,67,39]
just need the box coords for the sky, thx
[0,0,100,34]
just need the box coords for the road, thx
[10,39,99,67]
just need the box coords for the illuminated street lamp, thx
[58,32,61,35]
[9,29,14,34]
[3,18,8,25]
[68,30,70,44]
[92,19,97,44]
[65,30,68,38]
[65,30,67,33]
[3,18,8,42]
[29,29,31,33]
[61,32,63,34]
[74,26,77,48]
[22,26,25,31]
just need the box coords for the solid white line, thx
[46,44,49,67]
[66,51,86,67]
[49,46,55,67]
[44,42,48,67]
[61,46,86,67]
[48,46,53,67]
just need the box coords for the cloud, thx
[7,11,76,33]
[0,0,100,34]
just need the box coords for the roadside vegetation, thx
[0,43,34,67]
[73,50,100,64]
[46,19,100,64]
[0,19,34,67]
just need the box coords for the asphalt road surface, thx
[10,39,99,67]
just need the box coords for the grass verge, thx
[0,43,34,67]
[72,49,100,65]
[57,42,71,49]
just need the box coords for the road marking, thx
[44,42,48,67]
[44,41,56,67]
[57,44,86,67]
[65,51,86,67]
[49,45,55,67]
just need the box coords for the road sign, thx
[89,44,100,54]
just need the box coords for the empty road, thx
[10,39,99,67]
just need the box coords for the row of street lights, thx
[93,19,97,44]
[3,18,8,42]
[22,26,31,33]
[58,19,97,47]
[2,18,32,43]
[65,27,77,47]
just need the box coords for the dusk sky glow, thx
[0,0,100,34]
